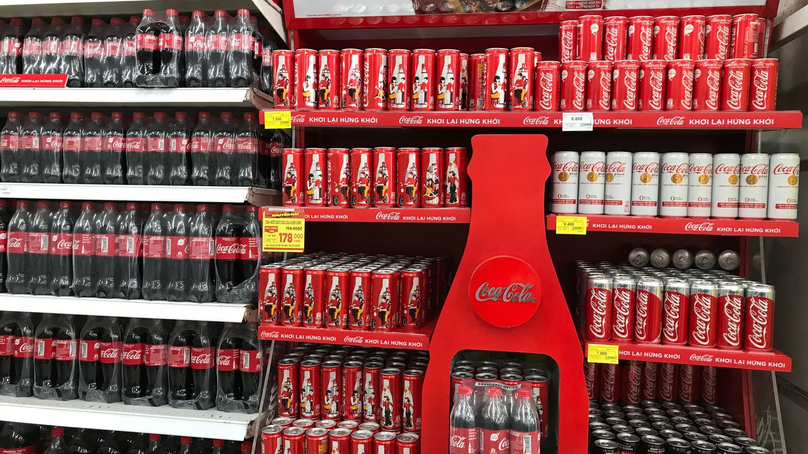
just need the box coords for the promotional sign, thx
[262,209,305,253]
[468,256,541,328]
[0,74,68,87]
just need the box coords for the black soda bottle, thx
[213,112,236,187]
[49,201,75,296]
[227,9,253,88]
[72,202,96,297]
[449,385,478,454]
[479,386,510,454]
[63,17,85,87]
[84,19,106,88]
[135,9,161,85]
[168,112,193,186]
[125,112,148,185]
[206,11,229,87]
[103,112,126,184]
[190,112,214,186]
[141,203,167,301]
[6,200,31,294]
[93,202,119,298]
[510,388,540,454]
[41,112,64,183]
[103,18,125,88]
[184,11,207,87]
[0,111,23,182]
[82,112,106,184]
[188,204,214,303]
[121,16,140,88]
[20,112,44,184]
[116,202,143,300]
[146,112,169,185]
[61,112,84,185]
[159,9,183,88]
[165,204,190,302]
[27,201,53,295]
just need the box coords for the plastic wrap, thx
[190,112,214,186]
[135,9,182,88]
[0,19,25,75]
[103,112,125,184]
[72,202,95,297]
[188,204,216,303]
[93,203,119,297]
[141,203,167,301]
[167,112,194,186]
[42,18,65,75]
[20,112,44,183]
[33,313,79,401]
[84,19,106,87]
[63,17,85,88]
[125,112,147,185]
[0,311,36,397]
[42,112,64,184]
[116,202,143,299]
[168,320,216,410]
[122,318,168,406]
[6,200,31,294]
[82,112,105,184]
[216,323,263,413]
[61,112,83,184]
[50,201,76,296]
[79,316,123,403]
[21,18,45,75]
[28,201,53,295]
[0,111,23,183]
[165,204,190,301]
[215,205,261,304]
[145,112,169,185]
[102,18,125,88]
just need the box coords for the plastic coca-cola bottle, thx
[0,18,24,75]
[450,385,478,454]
[238,323,262,413]
[63,17,85,87]
[206,10,229,87]
[22,18,45,74]
[116,202,143,299]
[135,9,161,85]
[216,323,242,411]
[103,18,125,87]
[251,20,262,89]
[177,437,192,454]
[0,311,35,397]
[34,313,78,401]
[6,200,31,294]
[94,202,119,298]
[20,112,44,183]
[510,388,540,454]
[1,111,23,183]
[104,112,126,184]
[44,427,70,454]
[84,19,106,88]
[165,204,190,302]
[125,112,148,185]
[213,112,236,187]
[27,201,53,295]
[235,112,259,187]
[168,320,193,404]
[214,205,241,303]
[42,18,65,75]
[159,9,183,88]
[42,112,64,183]
[82,112,105,184]
[143,318,168,406]
[50,201,75,296]
[0,201,9,292]
[122,318,147,402]
[188,204,214,303]
[0,422,39,452]
[122,16,140,88]
[142,203,167,301]
[144,435,169,454]
[168,112,193,186]
[259,30,273,95]
[62,112,84,185]
[239,206,260,300]
[72,202,96,297]
[190,112,214,186]
[479,386,510,454]
[79,316,123,403]
[228,9,254,88]
[146,112,169,185]
[185,11,207,87]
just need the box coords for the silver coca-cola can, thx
[767,152,800,220]
[579,151,607,215]
[738,153,770,219]
[659,152,690,218]
[611,276,637,341]
[711,153,741,218]
[631,152,660,216]
[663,279,690,345]
[628,248,650,268]
[649,248,670,269]
[604,151,632,215]
[552,151,580,214]
[694,250,717,270]
[717,250,740,271]
[687,153,713,218]
[671,250,693,270]
[717,282,744,350]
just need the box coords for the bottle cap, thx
[199,112,211,119]
[176,111,188,119]
[238,9,250,16]
[59,201,72,209]
[16,201,29,208]
[243,112,256,120]
[213,440,225,447]
[52,428,64,437]
[50,112,62,120]
[91,112,104,120]
[10,19,22,27]
[143,8,156,16]
[215,10,228,17]
[91,19,105,27]
[197,204,210,212]
[110,17,125,25]
[192,10,205,18]
[222,204,236,212]
[486,387,502,397]
[104,202,116,210]
[181,437,192,444]
[458,385,472,396]
[151,203,162,210]
[112,112,124,120]
[28,112,41,120]
[81,202,93,210]
[166,9,179,16]
[126,202,139,210]
[149,434,160,442]
[516,388,532,399]
[221,112,233,120]
[37,201,49,208]
[51,18,65,25]
[32,18,45,26]
[71,17,84,25]
[154,112,167,119]
[70,112,83,120]
[174,204,186,211]
[8,111,20,119]
[133,112,146,120]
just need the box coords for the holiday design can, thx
[411,49,436,111]
[436,49,461,111]
[509,47,535,110]
[304,148,327,207]
[302,267,326,327]
[552,151,580,214]
[631,152,660,216]
[272,50,295,109]
[341,48,363,110]
[659,152,690,217]
[535,61,561,111]
[328,148,351,207]
[578,151,606,215]
[294,49,318,109]
[692,59,722,111]
[372,270,399,331]
[317,49,340,109]
[604,16,628,62]
[711,153,741,218]
[484,48,509,110]
[721,59,751,111]
[280,265,305,325]
[628,16,654,61]
[363,48,388,111]
[586,61,612,111]
[705,15,732,60]
[738,153,769,219]
[578,15,604,62]
[560,61,587,111]
[679,16,706,60]
[350,148,373,208]
[397,147,420,207]
[380,368,402,431]
[666,60,695,111]
[604,151,632,216]
[750,58,778,111]
[445,147,469,207]
[639,60,666,111]
[687,153,713,218]
[559,20,578,63]
[688,281,718,347]
[653,16,680,61]
[458,53,469,111]
[282,148,305,206]
[388,49,411,111]
[420,147,444,207]
[372,147,396,207]
[469,53,486,111]
[612,60,639,111]
[260,265,282,324]
[767,153,800,220]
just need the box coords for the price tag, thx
[556,216,587,235]
[264,110,292,129]
[587,344,619,364]
[562,112,594,131]
[262,210,305,253]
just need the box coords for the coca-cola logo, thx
[703,367,717,403]
[690,353,715,362]
[469,256,541,328]
[705,68,721,110]
[475,283,537,303]
[640,26,653,54]
[450,435,467,449]
[715,24,730,57]
[375,211,401,221]
[580,161,606,173]
[343,336,364,344]
[605,26,619,60]
[664,25,677,57]
[606,161,627,173]
[627,367,641,403]
[584,363,596,394]
[191,353,212,366]
[642,363,657,400]
[741,163,769,175]
[554,161,579,173]
[657,116,684,126]
[648,69,664,110]
[292,114,306,123]
[622,69,637,110]
[399,116,424,125]
[7,237,22,249]
[0,76,21,84]
[680,366,694,399]
[659,366,675,401]
[635,290,651,339]
[715,163,741,175]
[218,354,235,367]
[561,30,575,60]
[688,163,713,174]
[573,71,586,110]
[752,69,770,110]
[612,288,633,338]
[601,366,616,402]
[122,349,142,361]
[685,222,714,232]
[588,288,609,339]
[773,163,799,175]
[747,296,771,349]
[663,292,683,342]
[691,294,714,346]
[722,295,743,347]
[100,347,120,360]
[682,68,694,109]
[216,243,240,254]
[633,161,659,174]
[523,116,550,126]
[662,163,688,174]
[726,69,746,110]
[538,73,555,109]
[598,69,611,109]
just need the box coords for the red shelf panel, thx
[302,207,470,224]
[546,215,799,237]
[263,110,803,130]
[258,319,434,351]
[584,339,792,372]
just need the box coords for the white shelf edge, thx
[0,396,259,441]
[0,88,253,107]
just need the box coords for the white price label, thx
[562,112,594,132]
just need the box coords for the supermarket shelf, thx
[546,215,799,238]
[0,183,282,206]
[267,110,804,130]
[258,319,435,351]
[0,294,254,323]
[0,396,260,441]
[303,207,470,224]
[585,339,792,372]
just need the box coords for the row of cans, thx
[281,146,469,208]
[579,260,775,351]
[587,392,767,454]
[276,344,427,430]
[552,151,799,220]
[560,14,767,64]
[625,248,740,271]
[259,253,453,330]
[262,419,420,454]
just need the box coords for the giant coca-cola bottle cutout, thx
[422,135,588,453]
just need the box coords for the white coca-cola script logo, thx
[726,69,746,110]
[450,435,467,449]
[598,70,611,109]
[657,116,684,126]
[605,26,619,61]
[635,290,651,340]
[689,353,714,362]
[100,347,120,360]
[216,243,240,254]
[664,26,677,57]
[691,294,714,346]
[773,163,799,176]
[682,68,694,110]
[612,288,633,338]
[601,366,616,402]
[218,354,235,367]
[343,336,365,344]
[0,76,21,84]
[705,67,721,110]
[716,24,730,58]
[622,69,638,110]
[685,222,715,232]
[649,69,664,110]
[573,71,586,110]
[292,114,306,123]
[561,33,575,61]
[747,296,771,349]
[523,116,550,126]
[475,283,537,303]
[663,292,683,342]
[752,69,770,110]
[263,331,280,340]
[588,288,610,338]
[7,238,22,249]
[122,349,142,361]
[376,211,401,221]
[191,353,212,366]
[399,115,424,125]
[659,366,675,401]
[722,295,743,347]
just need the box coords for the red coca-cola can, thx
[525,374,550,440]
[402,369,423,432]
[705,15,732,60]
[294,48,318,109]
[293,419,314,430]
[666,59,695,111]
[380,368,402,431]
[282,148,305,206]
[321,360,342,420]
[559,20,578,63]
[468,53,486,111]
[750,58,778,111]
[757,17,767,57]
[420,147,444,207]
[653,16,680,61]
[701,366,718,405]
[327,148,351,207]
[560,61,587,111]
[612,59,639,111]
[745,284,775,351]
[436,49,461,111]
[509,47,534,110]
[282,427,306,454]
[304,148,328,207]
[604,16,627,62]
[259,265,282,324]
[484,48,509,111]
[578,15,604,62]
[716,283,744,350]
[281,265,305,325]
[657,363,679,402]
[271,417,293,428]
[302,267,326,327]
[731,14,760,59]
[584,362,599,401]
[359,422,381,434]
[599,363,620,404]
[586,60,612,111]
[372,147,396,207]
[445,147,469,207]
[621,361,643,405]
[329,428,352,454]
[411,49,436,111]
[679,16,706,61]
[662,280,689,345]
[299,359,321,418]
[639,60,667,111]
[341,48,363,110]
[388,49,411,111]
[397,433,420,454]
[261,425,283,454]
[627,16,654,61]
[349,269,372,330]
[585,275,612,341]
[635,278,663,343]
[610,277,635,340]
[351,430,374,453]
[374,432,398,454]
[350,147,373,208]
[689,281,718,347]
[325,268,350,328]
[641,361,658,401]
[305,428,329,454]
[372,270,399,331]
[692,59,723,111]
[721,58,751,111]
[317,49,340,109]
[342,361,364,420]
[400,269,424,328]
[363,48,388,111]
[678,364,700,404]
[534,61,561,111]
[397,147,420,207]
[272,49,295,109]
[459,52,469,111]
[363,363,383,421]
[278,358,300,417]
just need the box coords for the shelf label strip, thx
[556,216,587,235]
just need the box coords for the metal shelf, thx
[0,87,273,109]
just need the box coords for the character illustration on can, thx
[459,63,468,109]
[438,57,455,109]
[400,161,419,206]
[364,375,376,420]
[344,56,361,108]
[353,162,370,206]
[412,61,430,108]
[374,59,387,104]
[373,280,392,330]
[390,57,407,108]
[318,65,332,107]
[303,278,315,324]
[512,61,529,109]
[375,160,391,205]
[447,159,460,205]
[324,373,340,418]
[490,55,508,108]
[301,375,314,415]
[334,155,350,207]
[350,378,362,418]
[283,158,298,204]
[282,275,297,322]
[403,381,415,431]
[382,384,395,427]
[307,161,324,205]
[279,371,294,414]
[275,62,290,107]
[423,158,440,203]
[402,278,420,327]
[350,281,365,327]
[302,57,317,106]
[263,278,278,323]
[327,278,342,325]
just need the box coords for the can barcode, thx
[40,234,48,251]
[101,236,108,253]
[127,237,134,254]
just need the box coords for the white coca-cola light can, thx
[578,151,607,214]
[605,151,632,215]
[711,153,741,218]
[738,153,769,219]
[687,153,713,218]
[631,152,660,216]
[659,152,689,217]
[552,151,580,214]
[767,153,800,220]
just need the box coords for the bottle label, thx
[206,34,228,52]
[0,231,6,253]
[191,136,211,153]
[27,232,49,255]
[449,427,479,454]
[73,232,94,256]
[239,236,259,261]
[270,141,283,157]
[214,136,234,153]
[189,237,214,260]
[509,430,539,454]
[21,134,39,150]
[94,233,117,257]
[85,136,103,152]
[80,340,100,362]
[50,233,74,255]
[126,137,145,153]
[136,33,158,51]
[254,41,262,57]
[191,346,214,370]
[159,33,183,51]
[43,37,60,55]
[35,338,55,360]
[55,339,77,361]
[215,237,240,260]
[228,33,254,52]
[62,136,82,152]
[166,236,189,260]
[186,34,205,52]
[0,445,38,454]
[479,429,510,454]
[1,38,18,55]
[84,41,103,59]
[169,346,191,368]
[239,349,262,373]
[147,137,166,153]
[143,235,167,259]
[236,137,258,154]
[104,40,121,57]
[43,135,63,151]
[63,37,83,56]
[1,134,19,150]
[0,335,14,356]
[118,234,143,258]
[262,50,272,65]
[23,39,42,56]
[105,135,125,152]
[123,38,136,56]
[13,337,34,358]
[122,343,144,365]
[144,344,167,366]
[169,137,190,153]
[7,231,27,254]
[100,342,122,364]
[217,348,240,372]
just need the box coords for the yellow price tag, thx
[587,344,620,364]
[556,215,587,235]
[262,210,305,253]
[264,110,292,129]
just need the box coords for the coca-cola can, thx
[635,277,664,344]
[731,14,760,59]
[561,61,587,111]
[585,275,612,341]
[469,53,486,111]
[660,152,690,217]
[701,366,718,405]
[305,428,329,454]
[321,360,342,420]
[604,16,627,62]
[631,152,660,216]
[261,425,284,454]
[578,151,606,214]
[653,16,680,61]
[642,362,658,401]
[302,267,326,327]
[350,148,373,208]
[436,49,461,111]
[388,49,411,111]
[718,250,741,271]
[295,48,318,109]
[348,269,372,330]
[767,153,800,220]
[535,61,561,111]
[551,151,579,214]
[282,427,306,454]
[363,363,382,421]
[600,363,620,404]
[299,359,321,418]
[281,265,305,325]
[372,147,396,207]
[578,15,604,62]
[717,282,744,350]
[688,280,718,347]
[400,269,424,328]
[317,49,340,109]
[359,422,380,434]
[750,58,778,111]
[282,148,305,206]
[445,147,469,207]
[380,368,402,431]
[745,283,775,351]
[325,268,350,328]
[604,151,632,215]
[272,416,294,428]
[329,428,352,454]
[585,361,600,401]
[639,60,666,111]
[621,361,643,405]
[705,15,732,60]
[328,148,351,207]
[484,48,509,110]
[411,49,436,111]
[397,147,420,207]
[686,153,713,218]
[525,374,550,440]
[509,47,535,110]
[559,20,578,63]
[672,248,693,268]
[372,270,399,331]
[657,363,679,402]
[611,276,636,340]
[711,153,741,218]
[679,365,700,404]
[374,432,398,453]
[420,147,444,207]
[305,148,328,207]
[402,369,423,432]
[586,61,612,111]
[663,279,690,345]
[666,60,695,111]
[612,60,639,111]
[293,419,314,430]
[341,48,363,110]
[694,250,716,270]
[628,16,654,61]
[278,358,300,417]
[363,48,388,111]
[396,433,420,454]
[260,265,282,324]
[351,430,374,453]
[739,153,770,219]
[679,16,706,60]
[692,59,722,111]
[272,49,295,109]
[342,361,363,420]
[721,58,751,111]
